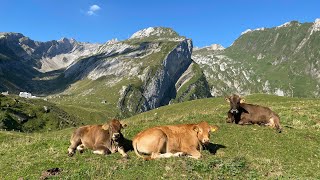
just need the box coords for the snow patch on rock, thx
[241,29,252,35]
[312,18,320,32]
[276,22,292,29]
[241,27,265,35]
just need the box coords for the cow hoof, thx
[123,155,130,159]
[79,150,84,154]
[68,152,74,157]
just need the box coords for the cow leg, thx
[151,152,174,159]
[150,151,186,159]
[238,115,251,125]
[118,147,129,158]
[173,152,187,157]
[93,144,111,155]
[187,149,201,159]
[76,144,85,153]
[226,112,234,123]
[68,137,82,157]
[267,116,282,133]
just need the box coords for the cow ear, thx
[193,125,199,132]
[121,123,127,129]
[240,99,245,103]
[102,124,109,130]
[225,97,230,103]
[211,125,219,132]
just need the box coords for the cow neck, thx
[239,103,249,114]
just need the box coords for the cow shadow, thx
[203,143,226,155]
[121,137,134,152]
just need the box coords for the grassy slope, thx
[0,95,78,132]
[1,94,320,179]
[173,63,211,103]
[224,22,320,97]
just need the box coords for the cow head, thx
[102,119,127,142]
[193,121,217,145]
[225,94,245,114]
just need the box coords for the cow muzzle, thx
[230,109,239,114]
[202,138,210,145]
[112,133,120,140]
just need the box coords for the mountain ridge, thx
[193,18,320,98]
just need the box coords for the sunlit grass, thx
[1,94,320,179]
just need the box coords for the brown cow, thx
[132,121,219,160]
[67,119,128,158]
[226,94,282,133]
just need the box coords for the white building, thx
[19,92,36,98]
[1,91,9,96]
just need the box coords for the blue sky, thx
[1,0,319,47]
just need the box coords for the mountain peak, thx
[129,27,179,39]
[0,32,25,39]
[105,38,119,45]
[58,37,77,44]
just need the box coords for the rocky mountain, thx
[0,32,99,72]
[193,19,320,97]
[0,27,211,118]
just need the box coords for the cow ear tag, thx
[102,124,109,130]
[240,99,245,103]
[211,125,219,132]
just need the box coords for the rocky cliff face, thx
[142,39,193,109]
[59,29,199,116]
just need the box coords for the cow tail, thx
[133,140,151,160]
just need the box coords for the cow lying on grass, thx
[132,121,219,160]
[226,94,282,133]
[67,119,128,158]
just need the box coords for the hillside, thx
[0,94,78,132]
[193,19,320,97]
[1,94,320,179]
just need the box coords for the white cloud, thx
[87,5,101,16]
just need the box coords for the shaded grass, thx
[1,94,320,179]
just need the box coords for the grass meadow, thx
[1,94,320,179]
